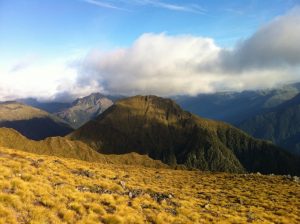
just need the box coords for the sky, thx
[0,0,300,101]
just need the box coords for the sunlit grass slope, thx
[0,146,299,224]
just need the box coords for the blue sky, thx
[0,0,296,58]
[0,0,300,100]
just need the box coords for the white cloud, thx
[1,7,300,101]
[81,0,126,11]
[0,53,101,101]
[76,7,300,96]
[81,0,205,13]
[133,0,206,13]
[217,7,300,72]
[9,54,38,73]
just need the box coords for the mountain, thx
[239,93,300,155]
[0,127,167,168]
[55,93,113,128]
[69,95,300,175]
[0,102,73,140]
[175,83,300,124]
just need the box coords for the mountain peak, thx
[56,93,113,128]
[115,95,185,118]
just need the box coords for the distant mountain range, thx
[0,101,73,140]
[18,98,71,113]
[175,82,300,125]
[239,93,300,155]
[174,82,300,155]
[69,95,300,175]
[19,93,114,129]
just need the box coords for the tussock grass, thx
[0,146,299,223]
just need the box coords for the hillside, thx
[239,93,300,155]
[0,102,73,140]
[69,95,300,175]
[0,128,167,168]
[55,93,113,128]
[0,146,299,224]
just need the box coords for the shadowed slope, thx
[69,95,300,175]
[0,102,73,140]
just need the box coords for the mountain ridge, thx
[0,127,167,168]
[69,95,300,175]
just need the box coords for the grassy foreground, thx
[0,147,299,224]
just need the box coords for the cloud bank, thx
[78,7,300,96]
[0,7,300,101]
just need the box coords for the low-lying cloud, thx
[77,7,300,96]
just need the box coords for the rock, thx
[235,197,243,205]
[72,168,94,178]
[76,185,90,192]
[2,187,15,194]
[120,181,126,189]
[293,176,300,183]
[53,182,65,187]
[165,208,178,216]
[148,191,170,204]
[202,203,210,209]
[128,189,143,199]
[128,192,133,199]
[76,185,113,194]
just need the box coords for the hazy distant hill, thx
[240,93,300,155]
[0,102,73,140]
[18,98,71,113]
[175,83,300,124]
[55,93,113,128]
[69,95,300,175]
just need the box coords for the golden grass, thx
[0,146,299,224]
